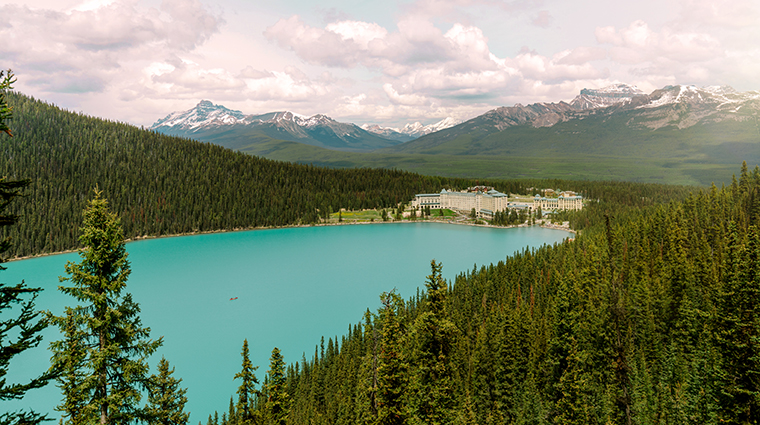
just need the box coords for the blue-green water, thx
[5,222,570,422]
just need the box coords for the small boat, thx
[230,297,238,301]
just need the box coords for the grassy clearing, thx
[328,209,383,222]
[324,208,462,223]
[429,209,457,218]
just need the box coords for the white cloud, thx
[678,0,760,28]
[0,0,224,95]
[383,84,428,106]
[597,20,723,64]
[4,0,760,128]
[325,21,388,48]
[263,14,605,107]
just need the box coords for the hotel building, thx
[412,188,583,217]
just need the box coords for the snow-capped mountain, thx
[361,117,461,142]
[626,84,760,129]
[569,83,645,110]
[150,101,405,152]
[151,100,247,133]
[387,84,760,154]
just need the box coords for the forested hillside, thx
[0,93,470,258]
[213,164,760,425]
[0,92,697,259]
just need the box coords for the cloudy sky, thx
[2,0,759,127]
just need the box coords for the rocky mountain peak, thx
[570,84,645,110]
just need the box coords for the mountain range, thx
[360,118,462,142]
[389,84,760,155]
[151,84,760,185]
[150,101,460,152]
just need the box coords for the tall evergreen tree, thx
[234,339,259,425]
[146,357,189,425]
[376,291,408,425]
[408,260,457,425]
[263,347,289,425]
[0,69,14,137]
[715,223,760,423]
[0,68,54,425]
[49,191,162,424]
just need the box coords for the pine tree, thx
[0,68,55,425]
[234,339,259,425]
[146,357,189,425]
[0,69,14,137]
[49,191,162,424]
[263,347,289,425]
[50,309,88,424]
[0,281,55,425]
[408,260,457,425]
[376,291,407,425]
[714,221,760,423]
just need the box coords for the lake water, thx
[4,222,570,422]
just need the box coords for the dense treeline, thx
[0,92,696,259]
[211,163,760,424]
[0,93,453,257]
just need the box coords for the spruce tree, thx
[234,339,259,425]
[376,291,407,425]
[0,68,54,425]
[263,347,289,425]
[146,357,189,425]
[49,191,162,424]
[0,69,14,137]
[409,260,457,425]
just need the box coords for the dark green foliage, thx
[0,91,701,259]
[408,261,457,425]
[491,208,527,226]
[1,92,514,259]
[0,70,54,425]
[0,70,14,137]
[147,357,189,425]
[226,163,760,425]
[234,339,259,425]
[233,108,760,186]
[376,291,407,425]
[49,192,162,424]
[0,284,54,425]
[262,347,289,425]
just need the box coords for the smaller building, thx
[533,194,583,211]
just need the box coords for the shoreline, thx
[8,217,575,263]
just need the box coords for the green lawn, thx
[328,210,384,222]
[429,209,457,217]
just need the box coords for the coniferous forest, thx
[257,165,759,425]
[2,84,760,424]
[0,92,695,259]
[0,92,467,258]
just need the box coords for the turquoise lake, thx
[5,222,571,422]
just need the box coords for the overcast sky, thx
[2,0,759,127]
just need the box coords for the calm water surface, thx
[6,222,571,422]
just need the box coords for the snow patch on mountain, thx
[637,85,760,111]
[362,117,461,139]
[151,102,344,135]
[570,84,644,110]
[152,100,249,132]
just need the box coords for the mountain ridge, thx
[151,101,403,152]
[385,83,760,155]
[150,101,462,149]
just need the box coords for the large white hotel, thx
[411,188,583,218]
